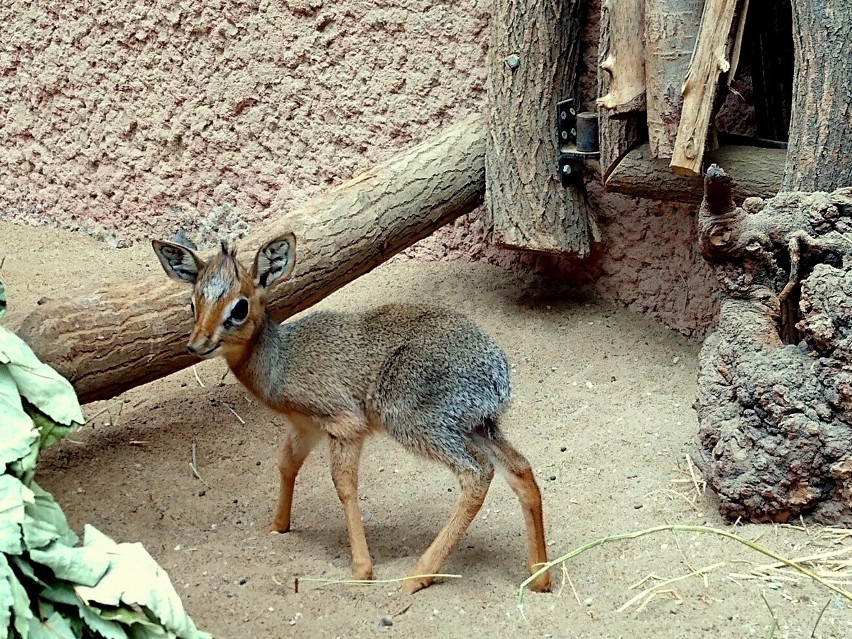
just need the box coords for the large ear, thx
[151,239,206,284]
[253,232,296,288]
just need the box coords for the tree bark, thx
[606,142,785,202]
[485,0,594,256]
[782,0,852,191]
[670,0,739,176]
[644,0,703,158]
[744,0,792,141]
[597,0,643,180]
[16,115,487,404]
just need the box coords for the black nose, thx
[187,344,197,355]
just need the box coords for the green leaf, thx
[0,475,35,555]
[0,554,15,639]
[0,326,84,427]
[40,584,129,639]
[3,554,37,639]
[41,610,78,639]
[8,556,46,589]
[74,527,211,639]
[0,368,39,471]
[28,541,109,588]
[22,483,77,551]
[24,405,80,453]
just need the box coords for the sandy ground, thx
[2,220,850,638]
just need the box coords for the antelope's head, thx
[152,233,296,360]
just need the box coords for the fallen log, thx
[606,142,785,202]
[17,115,487,404]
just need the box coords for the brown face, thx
[187,250,265,360]
[153,232,297,361]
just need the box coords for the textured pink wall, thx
[1,0,724,338]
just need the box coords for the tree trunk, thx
[696,166,852,523]
[670,0,739,176]
[485,0,594,256]
[606,142,785,202]
[745,0,793,141]
[16,115,487,404]
[597,0,643,180]
[597,0,646,115]
[782,0,852,191]
[644,0,703,158]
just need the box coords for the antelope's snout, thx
[187,325,221,359]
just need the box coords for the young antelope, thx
[152,233,551,594]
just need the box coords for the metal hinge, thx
[556,98,600,188]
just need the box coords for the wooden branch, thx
[597,0,643,179]
[485,0,594,255]
[597,0,646,115]
[606,142,786,202]
[16,115,487,404]
[783,0,852,191]
[670,0,739,177]
[644,0,703,158]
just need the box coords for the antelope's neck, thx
[225,313,286,403]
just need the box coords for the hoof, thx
[400,575,434,595]
[352,566,374,581]
[268,523,291,534]
[527,572,552,593]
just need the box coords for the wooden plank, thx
[606,142,786,202]
[16,115,488,404]
[485,0,594,255]
[644,0,703,158]
[597,0,643,179]
[597,0,646,114]
[670,0,739,177]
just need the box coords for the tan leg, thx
[486,437,551,592]
[270,425,323,533]
[401,459,494,595]
[328,436,373,581]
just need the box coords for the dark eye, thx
[230,298,249,323]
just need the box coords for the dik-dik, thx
[152,233,551,594]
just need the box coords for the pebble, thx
[378,616,393,627]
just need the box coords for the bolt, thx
[561,130,568,140]
[505,54,520,70]
[560,111,567,120]
[571,128,577,137]
[569,107,577,116]
[562,164,572,175]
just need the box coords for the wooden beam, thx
[606,142,786,202]
[670,0,739,177]
[644,0,704,158]
[16,115,487,404]
[485,0,594,256]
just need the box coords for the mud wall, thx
[0,0,724,338]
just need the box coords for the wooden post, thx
[485,0,595,256]
[644,0,703,158]
[597,0,643,179]
[782,0,852,191]
[16,116,488,404]
[670,0,739,177]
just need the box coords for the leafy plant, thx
[0,282,210,639]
